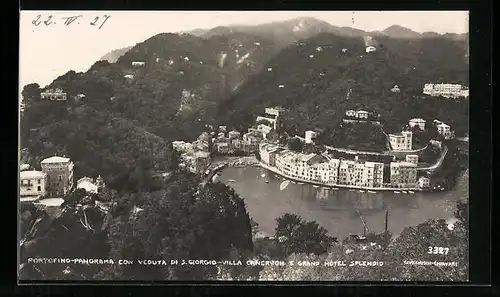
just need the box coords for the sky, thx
[19,11,469,94]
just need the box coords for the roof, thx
[41,156,71,164]
[365,161,384,167]
[410,118,426,122]
[20,170,46,179]
[389,133,404,137]
[437,123,450,128]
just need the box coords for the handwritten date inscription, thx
[32,14,110,29]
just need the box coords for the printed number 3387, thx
[428,246,449,255]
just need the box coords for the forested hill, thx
[217,32,469,138]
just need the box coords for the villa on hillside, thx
[41,88,67,101]
[423,83,469,98]
[388,131,413,151]
[409,118,426,130]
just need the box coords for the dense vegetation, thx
[20,173,254,280]
[217,32,469,141]
[19,23,469,282]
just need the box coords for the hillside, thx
[200,18,467,49]
[21,99,176,192]
[99,46,133,63]
[217,32,469,141]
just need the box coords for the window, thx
[38,179,41,184]
[37,186,41,192]
[58,175,62,181]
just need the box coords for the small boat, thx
[402,191,408,194]
[394,191,401,194]
[264,180,269,183]
[359,190,365,193]
[280,180,290,191]
[298,182,304,185]
[261,174,266,178]
[330,187,339,190]
[408,191,415,194]
[349,189,355,192]
[368,190,377,194]
[228,179,236,183]
[313,185,319,188]
[291,181,296,184]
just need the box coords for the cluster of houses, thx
[423,83,469,99]
[19,155,105,202]
[259,142,429,190]
[389,117,455,151]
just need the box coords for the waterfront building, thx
[219,126,227,133]
[40,88,67,101]
[131,61,145,66]
[418,176,431,189]
[40,156,74,197]
[409,118,426,130]
[364,162,384,188]
[423,83,469,98]
[390,162,417,188]
[405,154,419,165]
[20,170,47,198]
[389,131,413,151]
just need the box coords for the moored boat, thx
[313,185,319,188]
[228,179,236,183]
[264,180,269,183]
[368,190,376,194]
[359,190,365,193]
[408,190,415,194]
[330,187,339,190]
[394,191,400,194]
[279,180,290,191]
[402,191,408,194]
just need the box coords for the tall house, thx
[41,156,74,197]
[389,131,412,151]
[390,162,417,188]
[364,162,384,188]
[20,171,48,198]
[257,107,285,132]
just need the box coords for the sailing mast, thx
[385,207,389,233]
[356,208,370,236]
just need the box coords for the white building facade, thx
[20,171,48,197]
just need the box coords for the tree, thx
[21,83,41,102]
[105,175,253,280]
[274,213,336,258]
[287,138,304,152]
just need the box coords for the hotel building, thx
[423,83,469,98]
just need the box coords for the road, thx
[417,144,448,171]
